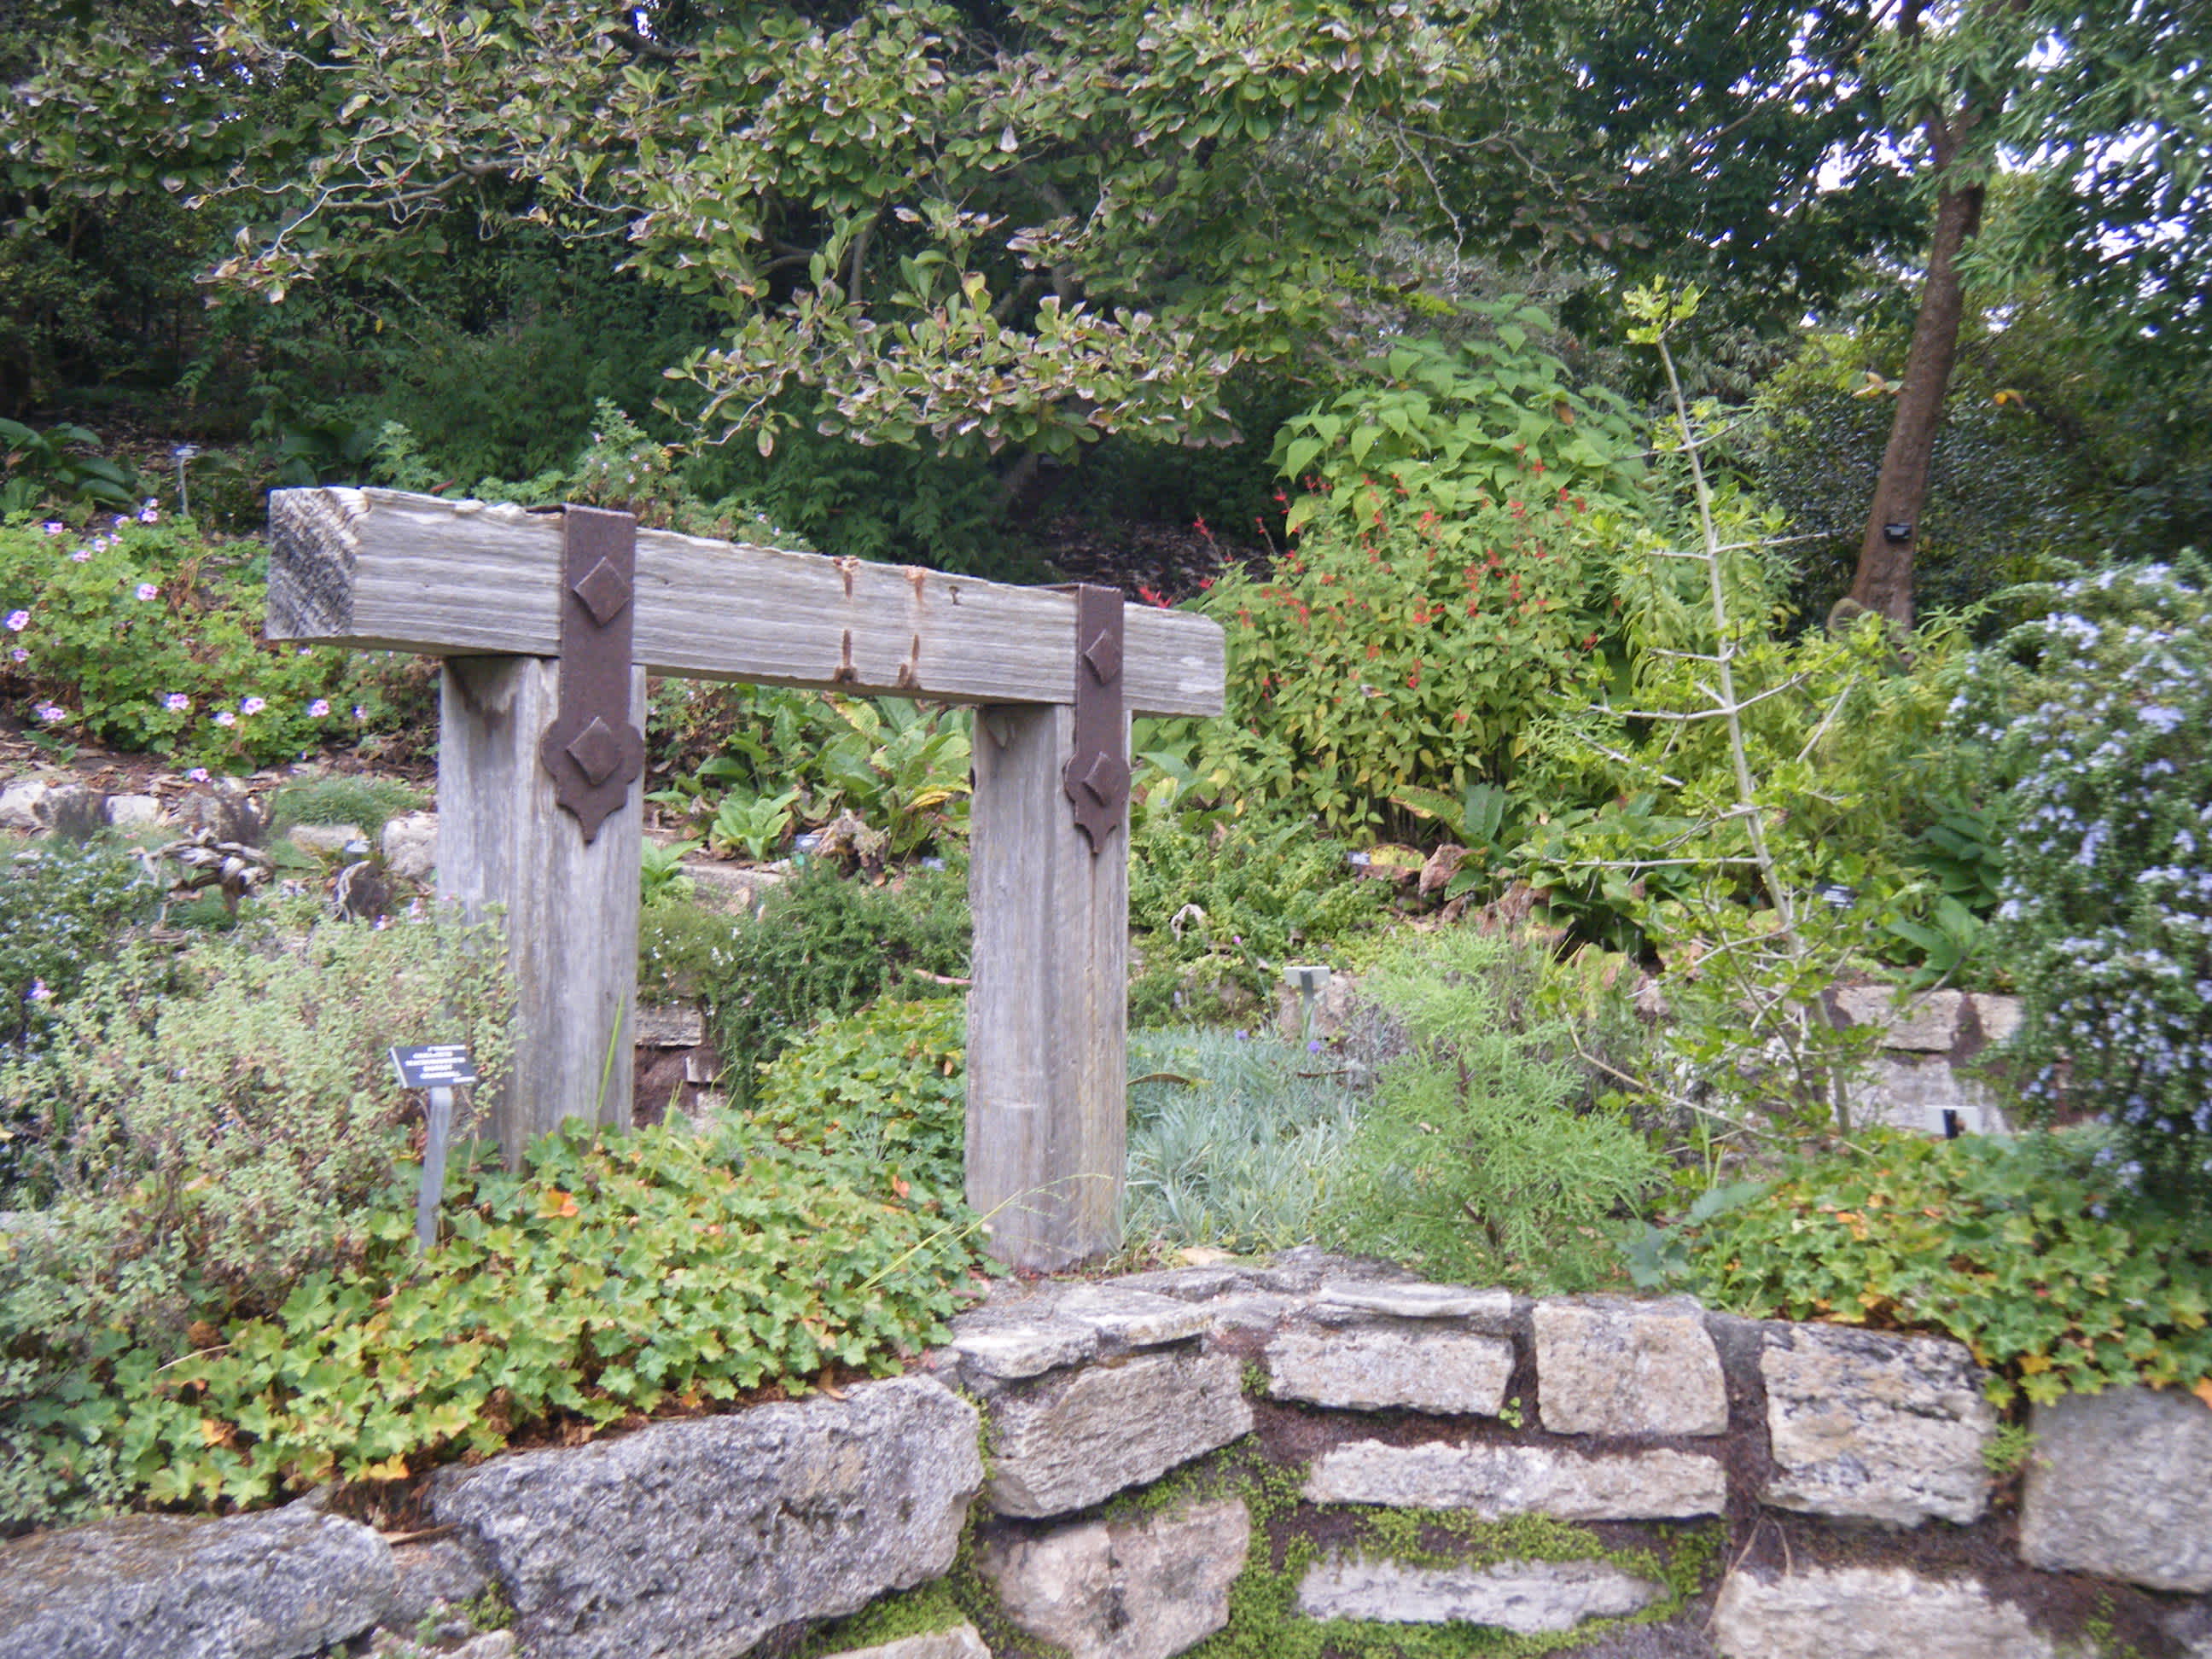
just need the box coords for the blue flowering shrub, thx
[1973,561,2212,1207]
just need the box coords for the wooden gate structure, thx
[267,487,1225,1269]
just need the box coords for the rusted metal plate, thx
[538,506,645,841]
[1061,585,1128,853]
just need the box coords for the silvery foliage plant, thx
[1969,559,2212,1207]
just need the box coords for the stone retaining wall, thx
[7,1257,2209,1658]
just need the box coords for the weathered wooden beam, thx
[268,487,1224,718]
[966,703,1127,1268]
[439,656,644,1153]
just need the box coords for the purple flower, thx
[213,710,236,728]
[138,500,160,523]
[1307,1039,1324,1053]
[352,704,367,721]
[26,980,51,1003]
[187,766,211,783]
[135,582,160,602]
[8,647,25,664]
[113,515,129,530]
[307,698,331,718]
[163,692,189,712]
[3,610,26,632]
[40,521,64,536]
[70,548,91,563]
[240,696,266,716]
[34,701,66,724]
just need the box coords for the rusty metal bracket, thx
[1062,584,1128,853]
[539,506,645,842]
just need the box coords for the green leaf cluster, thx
[1685,1129,2212,1406]
[1126,800,1385,1025]
[3,1116,979,1522]
[752,999,967,1202]
[1192,323,1656,835]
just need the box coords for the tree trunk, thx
[1852,7,1989,628]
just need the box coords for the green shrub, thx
[1125,1027,1362,1254]
[266,774,426,837]
[1184,318,1656,836]
[638,862,969,1097]
[3,1117,980,1525]
[1969,561,2212,1204]
[753,999,967,1202]
[1683,1130,2212,1406]
[0,841,156,1057]
[1126,802,1385,1025]
[1321,928,1667,1290]
[0,514,374,765]
[0,903,514,1527]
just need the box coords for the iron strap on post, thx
[539,505,646,842]
[1062,584,1129,853]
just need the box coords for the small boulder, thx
[381,811,439,882]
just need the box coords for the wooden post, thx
[967,704,1128,1268]
[438,656,645,1151]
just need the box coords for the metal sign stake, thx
[416,1086,455,1254]
[391,1044,480,1255]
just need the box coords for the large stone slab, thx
[1312,1281,1514,1326]
[427,1375,980,1659]
[1533,1298,1728,1436]
[978,1497,1249,1659]
[984,1348,1253,1518]
[951,1318,1101,1383]
[1709,1566,2056,1659]
[1296,1556,1663,1632]
[2019,1386,2212,1592]
[0,1500,395,1659]
[1052,1284,1214,1348]
[1265,1324,1513,1416]
[1303,1441,1726,1521]
[1759,1324,1994,1525]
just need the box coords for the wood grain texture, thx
[268,487,1225,717]
[965,703,1127,1268]
[437,656,643,1154]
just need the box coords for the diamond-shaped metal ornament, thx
[1082,627,1122,686]
[564,716,626,788]
[570,556,634,626]
[1080,750,1130,806]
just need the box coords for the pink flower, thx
[3,610,26,632]
[8,647,25,664]
[33,701,66,724]
[27,980,51,1003]
[213,710,236,728]
[113,515,129,530]
[40,522,64,536]
[352,704,367,721]
[135,583,160,602]
[307,698,331,718]
[163,693,189,712]
[187,766,211,783]
[138,500,160,524]
[70,548,91,563]
[240,696,266,716]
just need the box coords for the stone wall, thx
[7,1258,2209,1658]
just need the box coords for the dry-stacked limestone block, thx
[1533,1297,1728,1436]
[0,1500,396,1659]
[1295,1556,1664,1633]
[1710,1564,2056,1659]
[426,1375,980,1659]
[978,1496,1249,1659]
[1759,1324,1995,1524]
[1303,1441,1726,1521]
[1263,1280,1516,1416]
[2019,1386,2212,1592]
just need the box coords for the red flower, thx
[1137,584,1170,608]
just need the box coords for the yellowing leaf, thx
[2192,1378,2212,1412]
